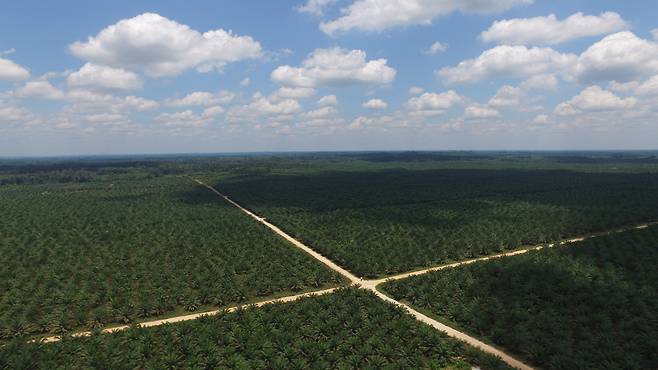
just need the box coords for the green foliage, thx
[0,176,342,338]
[216,168,658,277]
[381,226,658,369]
[0,288,510,370]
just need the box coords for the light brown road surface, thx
[372,221,657,285]
[366,285,534,370]
[37,287,339,344]
[194,179,361,284]
[196,179,534,370]
[28,179,656,370]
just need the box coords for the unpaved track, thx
[194,179,360,284]
[28,179,656,370]
[37,287,339,344]
[372,221,657,285]
[195,179,534,370]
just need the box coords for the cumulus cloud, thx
[423,42,447,55]
[409,86,424,94]
[320,0,532,35]
[303,106,337,120]
[70,13,262,77]
[573,31,658,83]
[533,114,549,124]
[0,106,33,123]
[15,80,65,100]
[168,91,235,107]
[66,89,159,112]
[156,110,213,128]
[0,58,30,81]
[481,12,628,45]
[317,94,338,107]
[438,45,576,84]
[123,96,160,110]
[271,48,396,87]
[297,0,337,16]
[636,75,658,96]
[67,63,143,90]
[520,74,558,90]
[554,86,636,116]
[349,115,395,130]
[273,87,317,99]
[607,80,640,94]
[227,92,302,123]
[406,91,464,115]
[488,86,523,108]
[465,104,501,119]
[652,29,658,40]
[240,77,251,86]
[363,98,388,109]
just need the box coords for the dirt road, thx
[195,179,534,370]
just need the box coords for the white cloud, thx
[15,80,65,100]
[349,115,395,130]
[271,48,396,87]
[273,87,317,99]
[554,86,636,116]
[481,12,627,45]
[651,29,658,40]
[227,92,302,123]
[0,58,30,81]
[533,114,549,124]
[66,89,159,112]
[607,80,640,94]
[70,13,262,77]
[438,45,575,84]
[465,104,501,119]
[363,98,388,109]
[488,85,523,108]
[636,75,658,96]
[297,0,337,16]
[520,74,558,90]
[0,106,33,123]
[317,94,338,107]
[156,110,212,128]
[202,106,224,117]
[68,63,143,90]
[124,96,160,110]
[304,106,337,119]
[168,91,235,107]
[1,49,16,56]
[320,0,532,35]
[573,31,658,83]
[409,86,424,94]
[423,41,447,55]
[406,91,464,115]
[240,77,251,86]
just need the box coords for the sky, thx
[1,0,658,156]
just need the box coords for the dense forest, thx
[0,288,510,370]
[0,176,341,339]
[215,168,658,277]
[381,226,658,369]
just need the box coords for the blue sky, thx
[1,0,657,156]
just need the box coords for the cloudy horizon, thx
[1,1,658,156]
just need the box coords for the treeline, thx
[381,226,658,369]
[0,288,510,370]
[0,177,341,339]
[0,160,188,185]
[218,168,658,277]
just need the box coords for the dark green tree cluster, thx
[217,169,658,277]
[0,288,510,370]
[381,226,658,369]
[0,177,341,339]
